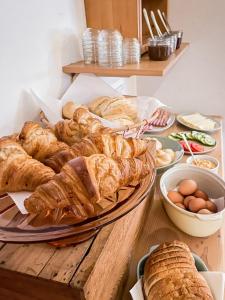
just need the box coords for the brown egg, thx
[193,189,209,200]
[188,198,206,213]
[178,179,198,196]
[175,203,186,210]
[197,209,213,214]
[184,196,196,208]
[167,191,184,204]
[206,200,217,213]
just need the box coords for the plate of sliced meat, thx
[145,108,175,133]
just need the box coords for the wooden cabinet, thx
[84,0,168,48]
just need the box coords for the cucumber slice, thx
[168,135,180,141]
[184,132,193,140]
[191,131,216,146]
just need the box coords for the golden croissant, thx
[44,133,150,173]
[0,138,55,194]
[54,107,111,145]
[19,121,70,162]
[24,154,151,214]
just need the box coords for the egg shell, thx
[206,200,217,213]
[193,189,209,200]
[184,196,196,208]
[178,179,198,196]
[175,203,186,210]
[167,191,184,204]
[197,209,213,214]
[188,197,206,213]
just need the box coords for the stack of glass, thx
[97,29,123,67]
[123,38,140,64]
[82,28,100,64]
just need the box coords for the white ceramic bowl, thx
[160,164,225,237]
[186,155,219,174]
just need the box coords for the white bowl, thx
[186,155,219,174]
[160,164,225,237]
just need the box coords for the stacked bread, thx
[143,241,213,299]
[88,96,138,126]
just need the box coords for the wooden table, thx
[0,117,223,300]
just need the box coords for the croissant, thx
[19,121,70,162]
[54,107,111,145]
[44,133,150,173]
[24,154,151,214]
[0,138,55,194]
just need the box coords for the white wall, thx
[0,0,86,135]
[136,0,225,116]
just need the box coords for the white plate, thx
[169,131,217,155]
[146,114,175,133]
[177,113,221,133]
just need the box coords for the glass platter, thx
[0,151,156,244]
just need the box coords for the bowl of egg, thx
[160,164,225,237]
[186,155,219,174]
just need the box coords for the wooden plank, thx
[63,43,189,77]
[70,223,114,289]
[0,243,56,276]
[39,238,94,283]
[0,268,82,300]
[84,0,139,39]
[70,189,154,300]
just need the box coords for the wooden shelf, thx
[63,43,189,77]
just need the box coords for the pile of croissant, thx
[0,107,154,223]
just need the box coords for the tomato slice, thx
[179,141,190,152]
[191,142,204,153]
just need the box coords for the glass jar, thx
[82,28,100,64]
[123,38,140,64]
[148,37,172,61]
[97,29,123,67]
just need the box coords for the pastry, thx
[19,121,70,162]
[143,241,213,299]
[0,137,55,194]
[88,96,138,125]
[55,107,112,145]
[44,133,150,172]
[62,101,80,119]
[24,154,151,214]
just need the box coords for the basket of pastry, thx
[0,107,156,244]
[130,240,224,300]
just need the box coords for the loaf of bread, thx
[88,96,138,126]
[143,241,213,299]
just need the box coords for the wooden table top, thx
[0,117,223,300]
[121,116,225,299]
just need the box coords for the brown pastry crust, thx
[0,137,55,193]
[19,121,70,162]
[24,154,151,214]
[143,241,213,300]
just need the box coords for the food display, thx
[143,241,213,299]
[177,113,217,131]
[169,131,216,154]
[0,106,154,225]
[167,179,217,214]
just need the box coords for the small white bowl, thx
[186,155,219,174]
[160,164,225,237]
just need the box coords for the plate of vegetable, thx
[168,131,217,155]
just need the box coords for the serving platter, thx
[144,134,184,173]
[0,150,156,244]
[169,131,217,155]
[177,113,221,133]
